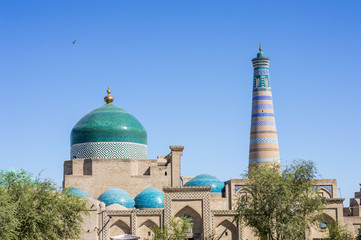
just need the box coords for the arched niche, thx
[175,205,203,239]
[317,213,336,232]
[318,187,332,198]
[109,219,131,237]
[235,187,253,206]
[215,220,238,240]
[138,219,158,239]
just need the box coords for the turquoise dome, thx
[257,51,265,58]
[184,174,225,193]
[98,188,135,208]
[71,104,147,145]
[70,102,148,159]
[67,187,90,198]
[135,187,164,209]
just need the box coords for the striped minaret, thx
[249,45,280,169]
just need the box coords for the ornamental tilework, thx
[254,69,269,75]
[102,211,108,240]
[252,103,274,110]
[249,157,281,164]
[250,52,280,166]
[251,120,275,127]
[164,189,212,239]
[251,113,274,118]
[132,211,136,234]
[314,185,333,195]
[234,185,247,193]
[252,95,273,101]
[71,142,147,159]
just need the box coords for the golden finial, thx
[104,87,114,104]
[259,43,262,52]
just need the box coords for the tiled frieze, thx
[71,142,147,159]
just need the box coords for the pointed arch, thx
[109,219,130,237]
[318,187,332,198]
[138,219,158,239]
[322,213,336,224]
[175,205,203,238]
[215,220,238,240]
[235,186,253,205]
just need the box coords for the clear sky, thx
[0,1,360,203]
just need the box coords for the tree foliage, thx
[0,169,88,240]
[235,160,325,240]
[322,221,351,240]
[148,216,193,240]
[356,226,361,240]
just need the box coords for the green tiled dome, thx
[71,104,147,145]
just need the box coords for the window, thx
[320,222,327,230]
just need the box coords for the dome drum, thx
[71,142,147,159]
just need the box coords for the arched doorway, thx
[175,206,203,240]
[138,220,158,239]
[215,220,237,240]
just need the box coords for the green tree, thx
[149,216,193,240]
[0,169,88,240]
[356,226,361,240]
[235,160,325,240]
[322,221,351,240]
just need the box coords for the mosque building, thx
[62,47,361,240]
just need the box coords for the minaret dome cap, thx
[104,87,114,104]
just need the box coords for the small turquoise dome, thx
[135,187,164,209]
[184,174,225,193]
[257,51,265,58]
[71,104,147,145]
[67,187,90,198]
[98,188,135,208]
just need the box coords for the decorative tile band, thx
[251,131,278,135]
[251,129,277,133]
[252,95,273,101]
[253,90,272,96]
[234,185,247,193]
[314,185,333,196]
[251,112,274,118]
[251,120,275,127]
[252,103,274,110]
[254,69,269,75]
[253,87,272,92]
[249,147,279,152]
[250,138,278,144]
[71,142,147,159]
[249,157,281,164]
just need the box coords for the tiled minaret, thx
[249,45,280,168]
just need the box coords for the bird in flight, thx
[72,40,76,45]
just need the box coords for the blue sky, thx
[0,1,360,203]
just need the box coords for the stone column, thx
[169,146,184,187]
